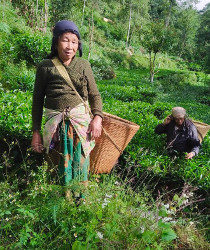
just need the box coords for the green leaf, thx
[72,241,81,250]
[142,230,156,244]
[159,207,168,217]
[5,210,12,215]
[158,219,171,229]
[161,228,177,242]
[96,209,102,220]
[72,240,86,250]
[173,194,179,201]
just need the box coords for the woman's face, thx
[57,32,79,65]
[174,117,185,127]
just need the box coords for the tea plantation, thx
[0,1,210,248]
[0,65,209,249]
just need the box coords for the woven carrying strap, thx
[51,58,123,154]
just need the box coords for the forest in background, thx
[1,0,210,83]
[0,0,210,249]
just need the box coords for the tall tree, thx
[43,0,48,33]
[81,0,86,27]
[196,3,210,72]
[114,0,149,47]
[140,20,174,82]
[88,7,94,61]
[11,0,49,32]
[126,1,132,48]
[149,0,177,24]
[48,0,72,26]
[174,6,199,59]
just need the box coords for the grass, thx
[1,163,209,249]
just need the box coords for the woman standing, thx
[31,20,103,197]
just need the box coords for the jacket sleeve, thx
[32,63,47,131]
[84,61,103,118]
[188,123,200,155]
[155,123,167,134]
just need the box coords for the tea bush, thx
[0,16,49,71]
[99,81,157,104]
[198,95,210,106]
[97,70,209,190]
[14,33,51,66]
[0,67,209,191]
[1,61,35,91]
[0,89,32,138]
[157,71,197,86]
[90,59,116,80]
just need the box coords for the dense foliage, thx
[0,0,209,249]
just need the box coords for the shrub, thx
[0,21,11,34]
[14,32,51,66]
[0,165,209,249]
[1,67,209,191]
[188,62,202,72]
[1,61,35,91]
[198,95,210,106]
[159,71,197,86]
[1,32,18,67]
[90,59,116,80]
[98,75,209,191]
[106,51,125,66]
[0,89,32,139]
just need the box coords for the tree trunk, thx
[149,51,157,83]
[165,0,173,28]
[129,22,136,47]
[36,0,39,16]
[88,9,94,61]
[2,0,5,18]
[126,3,132,49]
[150,72,154,83]
[43,0,48,34]
[179,32,187,57]
[81,0,86,27]
[35,0,39,30]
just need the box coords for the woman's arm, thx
[31,62,48,152]
[84,61,103,119]
[84,61,103,139]
[188,123,200,157]
[32,63,48,131]
[155,116,172,134]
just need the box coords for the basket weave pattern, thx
[90,112,140,174]
[192,120,210,142]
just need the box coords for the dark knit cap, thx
[52,20,82,57]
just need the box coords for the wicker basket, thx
[192,120,210,143]
[90,112,140,174]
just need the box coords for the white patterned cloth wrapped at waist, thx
[43,102,95,158]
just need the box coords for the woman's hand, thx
[164,115,173,125]
[185,152,195,159]
[31,130,44,153]
[87,115,102,140]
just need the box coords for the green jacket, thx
[32,56,103,131]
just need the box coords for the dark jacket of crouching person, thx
[155,107,200,159]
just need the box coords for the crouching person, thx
[155,107,200,159]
